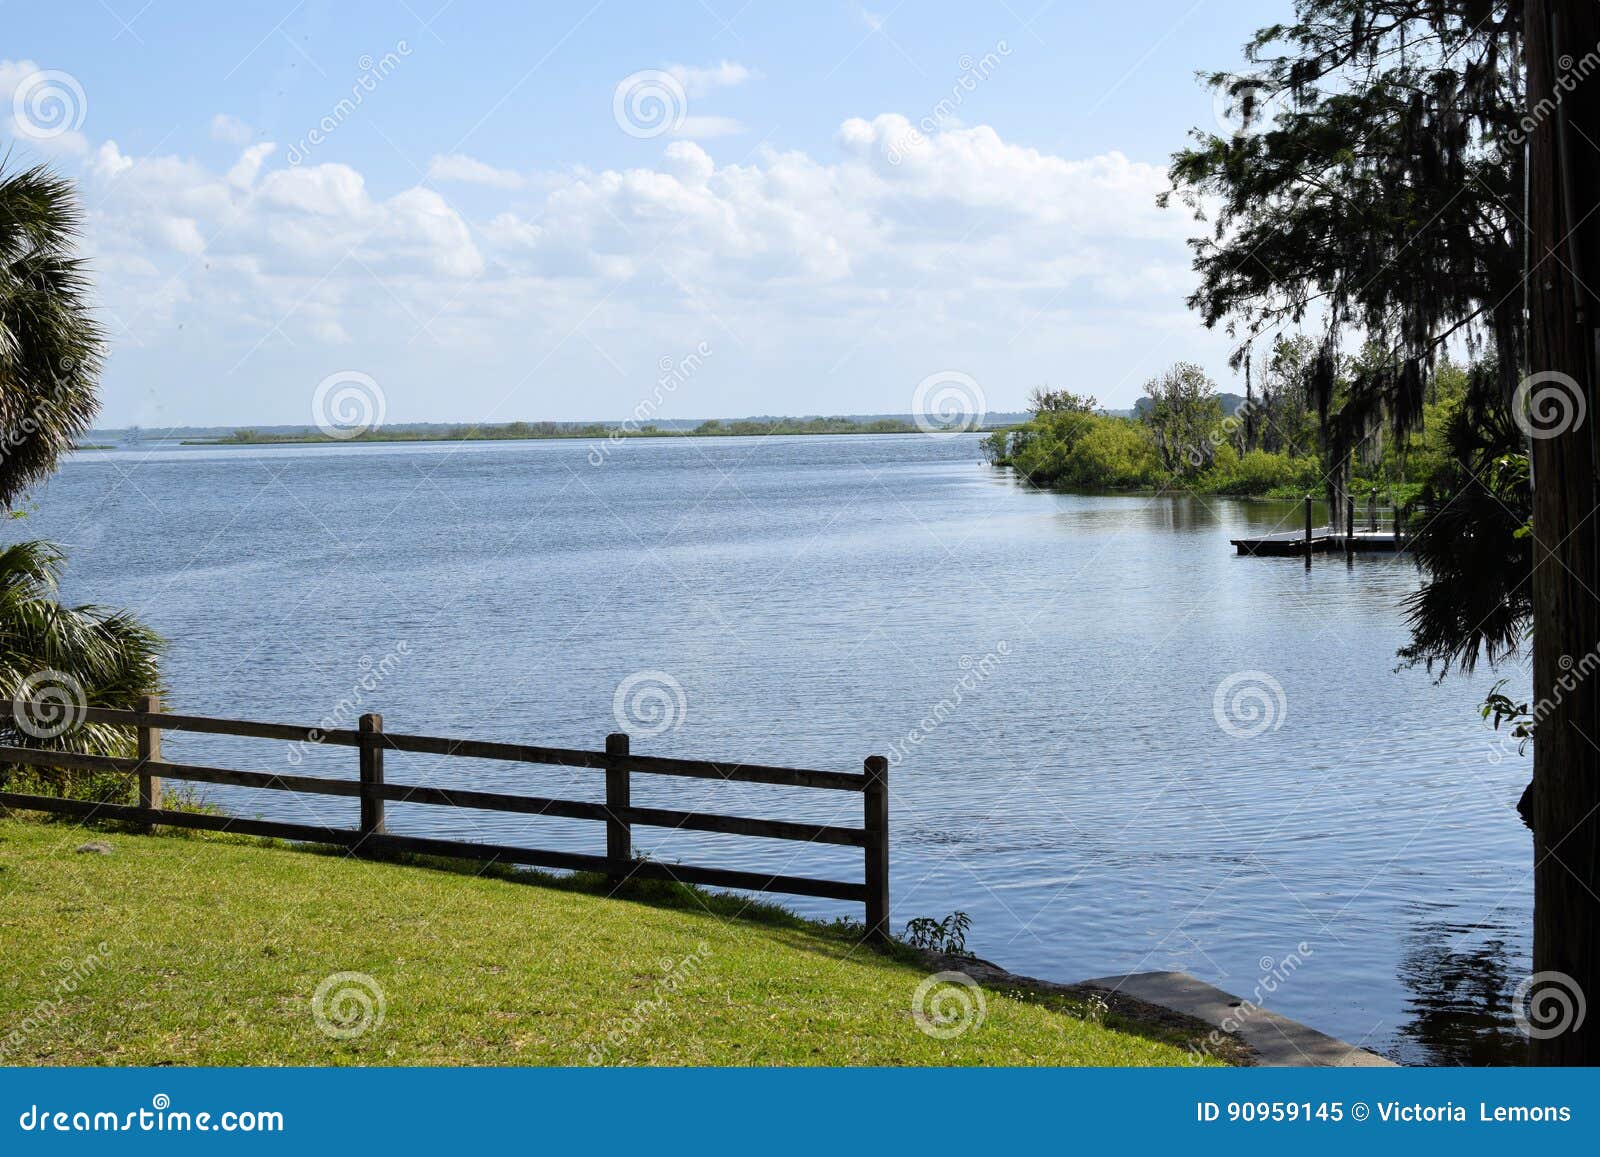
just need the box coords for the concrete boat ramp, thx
[919,950,1395,1066]
[1080,971,1395,1067]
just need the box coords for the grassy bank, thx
[0,818,1224,1066]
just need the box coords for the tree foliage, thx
[1141,362,1224,475]
[0,164,161,797]
[0,163,103,508]
[1027,386,1101,415]
[1167,0,1531,667]
[1398,361,1531,673]
[1167,0,1524,396]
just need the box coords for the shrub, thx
[1061,419,1163,488]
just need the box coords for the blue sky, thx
[3,0,1283,428]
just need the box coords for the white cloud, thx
[661,141,715,186]
[256,164,369,217]
[22,90,1225,424]
[210,113,254,146]
[666,61,755,96]
[673,115,744,140]
[426,153,525,189]
[89,140,134,179]
[226,142,276,189]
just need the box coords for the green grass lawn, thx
[0,817,1220,1066]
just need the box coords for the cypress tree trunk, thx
[1524,0,1600,1066]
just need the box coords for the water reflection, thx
[1394,921,1530,1065]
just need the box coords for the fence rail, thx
[0,697,890,936]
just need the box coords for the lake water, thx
[26,432,1534,1064]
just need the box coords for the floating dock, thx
[1232,494,1408,557]
[1230,526,1405,556]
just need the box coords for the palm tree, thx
[1,161,162,799]
[0,543,162,798]
[1,163,102,502]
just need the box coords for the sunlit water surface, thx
[27,433,1535,1064]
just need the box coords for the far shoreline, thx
[173,423,1002,447]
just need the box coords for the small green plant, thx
[1482,679,1535,753]
[901,910,972,956]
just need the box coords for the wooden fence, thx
[0,696,890,939]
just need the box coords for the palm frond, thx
[0,162,104,508]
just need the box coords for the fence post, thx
[605,733,632,881]
[863,755,889,943]
[136,693,162,832]
[1345,494,1356,559]
[1368,487,1378,532]
[358,712,385,840]
[1303,494,1313,559]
